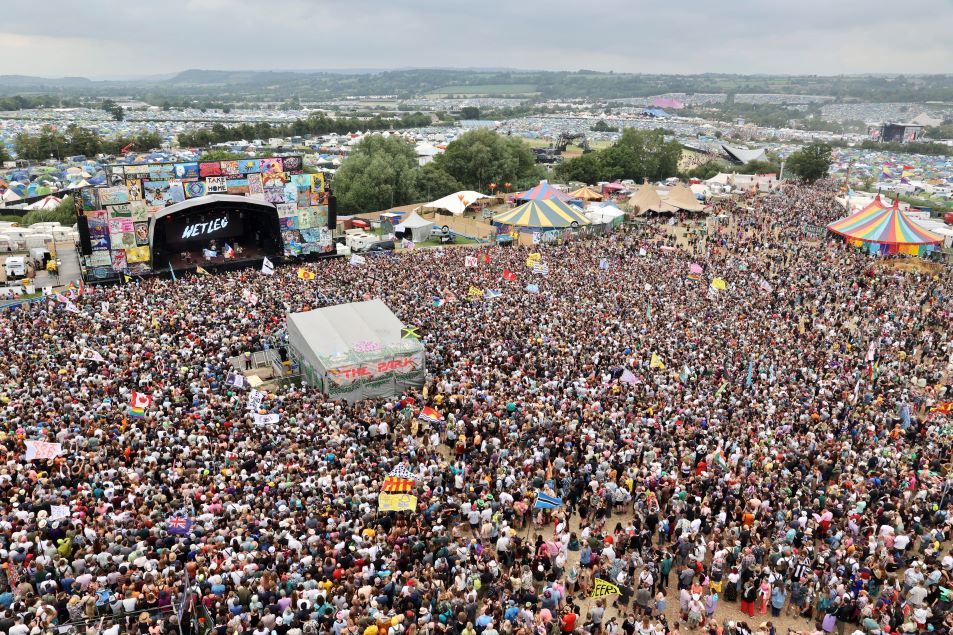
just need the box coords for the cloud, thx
[2,0,952,77]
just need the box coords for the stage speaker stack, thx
[76,215,93,255]
[327,194,337,229]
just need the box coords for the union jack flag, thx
[167,515,193,535]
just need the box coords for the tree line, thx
[553,129,683,185]
[13,126,163,161]
[175,112,433,147]
[332,129,544,214]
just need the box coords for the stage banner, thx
[101,186,130,206]
[125,246,151,263]
[260,158,283,174]
[134,222,150,246]
[281,156,302,172]
[143,181,173,208]
[148,164,175,181]
[126,179,143,201]
[238,159,260,174]
[199,162,223,177]
[206,177,227,194]
[184,181,207,198]
[173,162,200,179]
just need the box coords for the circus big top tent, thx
[492,199,590,230]
[826,195,942,256]
[514,180,575,203]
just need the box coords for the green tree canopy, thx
[433,129,542,191]
[410,162,463,202]
[785,143,832,182]
[554,152,603,184]
[332,136,420,213]
[554,128,681,185]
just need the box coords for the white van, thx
[4,256,26,279]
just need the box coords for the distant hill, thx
[0,69,952,102]
[0,75,95,88]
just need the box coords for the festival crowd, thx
[2,181,953,635]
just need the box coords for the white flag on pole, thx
[80,347,105,363]
[349,254,366,266]
[261,257,275,276]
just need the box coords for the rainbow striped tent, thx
[492,199,591,229]
[514,180,575,203]
[826,195,941,255]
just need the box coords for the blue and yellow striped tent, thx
[492,199,591,229]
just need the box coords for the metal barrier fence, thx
[54,605,176,634]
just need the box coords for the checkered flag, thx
[389,464,416,481]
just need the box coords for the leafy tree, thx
[554,152,603,184]
[459,106,480,120]
[554,128,681,184]
[684,162,724,181]
[0,144,10,163]
[64,125,102,157]
[600,129,682,182]
[332,136,420,213]
[742,159,780,175]
[410,163,463,202]
[101,99,124,121]
[590,120,618,132]
[15,129,68,160]
[434,129,542,191]
[22,196,77,226]
[785,143,832,182]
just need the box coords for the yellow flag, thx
[591,578,621,598]
[526,252,542,267]
[122,274,132,284]
[467,286,484,298]
[297,268,316,281]
[711,278,727,291]
[650,353,665,369]
[195,267,210,276]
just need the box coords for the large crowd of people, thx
[2,181,953,635]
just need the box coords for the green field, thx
[426,84,538,97]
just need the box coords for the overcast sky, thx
[3,0,952,78]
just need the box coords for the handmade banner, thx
[254,413,280,425]
[378,493,418,512]
[591,578,621,598]
[247,389,265,412]
[24,440,63,461]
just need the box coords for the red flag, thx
[502,269,516,282]
[481,254,490,264]
[120,142,134,154]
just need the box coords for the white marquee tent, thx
[286,299,425,402]
[422,190,489,215]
